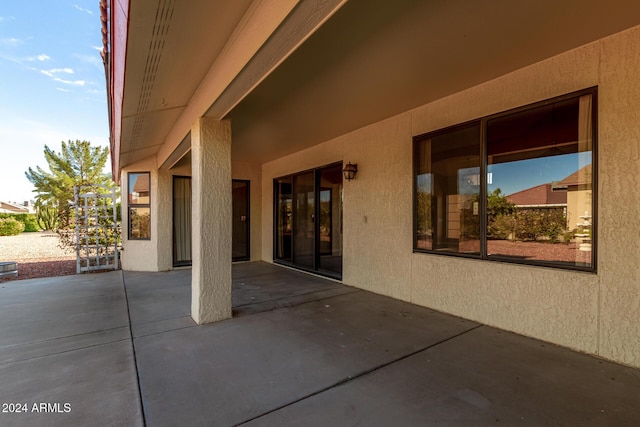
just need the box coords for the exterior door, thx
[232,180,250,261]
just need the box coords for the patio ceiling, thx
[114,0,640,171]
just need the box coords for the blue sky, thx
[0,1,108,204]
[488,153,590,196]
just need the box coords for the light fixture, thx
[343,162,358,181]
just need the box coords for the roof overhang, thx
[106,0,640,176]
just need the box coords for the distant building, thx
[506,183,567,208]
[0,201,33,214]
[556,164,593,229]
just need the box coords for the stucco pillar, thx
[190,118,232,324]
[155,167,174,271]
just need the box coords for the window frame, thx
[413,87,597,272]
[127,171,151,241]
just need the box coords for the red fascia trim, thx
[109,0,130,183]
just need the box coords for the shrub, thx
[22,214,39,232]
[0,213,40,232]
[0,217,25,236]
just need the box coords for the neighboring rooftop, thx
[0,201,33,214]
[506,183,567,207]
[557,164,593,187]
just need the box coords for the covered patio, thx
[1,264,639,426]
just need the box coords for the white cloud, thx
[74,4,94,15]
[40,68,75,77]
[53,77,86,86]
[56,88,71,92]
[39,67,85,86]
[26,53,51,62]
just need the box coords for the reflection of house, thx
[102,1,640,369]
[0,201,32,214]
[506,183,567,208]
[131,176,150,202]
[556,164,592,229]
[505,167,592,231]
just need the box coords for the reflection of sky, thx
[417,152,592,196]
[489,152,591,196]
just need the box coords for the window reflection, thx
[487,94,593,267]
[415,123,481,254]
[129,207,151,239]
[128,173,150,204]
[414,90,595,270]
[128,172,151,240]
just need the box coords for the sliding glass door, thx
[293,171,315,269]
[318,164,343,275]
[274,163,343,279]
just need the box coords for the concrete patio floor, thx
[1,262,639,426]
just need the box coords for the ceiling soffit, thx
[120,0,253,168]
[229,0,640,164]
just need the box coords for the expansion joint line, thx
[237,324,483,425]
[121,271,148,427]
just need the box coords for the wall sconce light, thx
[343,162,358,181]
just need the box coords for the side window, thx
[128,172,151,240]
[414,89,596,271]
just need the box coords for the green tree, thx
[25,140,113,228]
[487,188,517,240]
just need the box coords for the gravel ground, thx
[0,232,76,281]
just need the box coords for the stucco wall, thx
[120,158,173,272]
[260,26,640,368]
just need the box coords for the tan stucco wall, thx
[124,157,263,268]
[260,26,640,368]
[120,157,173,272]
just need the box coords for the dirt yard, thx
[0,232,76,281]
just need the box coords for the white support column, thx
[191,118,232,324]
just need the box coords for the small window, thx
[128,172,151,240]
[414,88,596,271]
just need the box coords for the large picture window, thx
[128,172,151,240]
[414,88,596,271]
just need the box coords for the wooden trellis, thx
[74,185,119,273]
